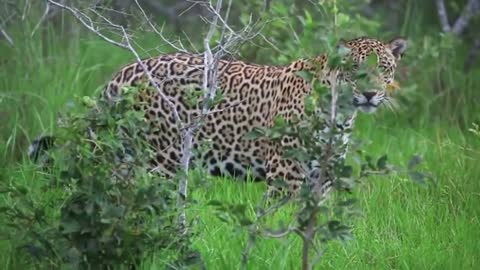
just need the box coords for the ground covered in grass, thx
[172,118,479,270]
[1,26,479,270]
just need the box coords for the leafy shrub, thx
[0,86,186,269]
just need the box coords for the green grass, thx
[1,27,479,270]
[164,117,478,270]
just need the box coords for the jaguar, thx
[101,36,407,195]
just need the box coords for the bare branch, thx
[178,1,202,17]
[182,30,200,53]
[204,0,236,36]
[139,0,193,19]
[264,0,272,12]
[176,0,262,238]
[47,0,129,49]
[202,0,221,110]
[133,0,187,52]
[435,0,480,35]
[0,24,14,46]
[118,36,183,126]
[31,2,50,37]
[177,0,227,239]
[310,241,326,267]
[452,0,480,35]
[241,195,291,270]
[435,0,451,32]
[241,233,256,270]
[22,0,31,21]
[434,0,480,74]
[47,0,183,127]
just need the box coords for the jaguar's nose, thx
[362,91,377,101]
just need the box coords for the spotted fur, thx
[103,37,407,195]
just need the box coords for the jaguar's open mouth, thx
[357,104,378,113]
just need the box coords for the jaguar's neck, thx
[286,55,328,73]
[292,54,359,157]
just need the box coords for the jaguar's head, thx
[340,37,407,113]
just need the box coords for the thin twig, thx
[47,0,183,127]
[177,0,232,238]
[452,0,480,35]
[22,0,31,21]
[133,0,187,52]
[0,25,14,46]
[119,27,183,126]
[240,233,256,270]
[31,2,50,37]
[435,0,480,35]
[435,0,451,32]
[47,0,128,49]
[310,241,326,267]
[240,195,291,270]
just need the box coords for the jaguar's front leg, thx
[265,142,306,197]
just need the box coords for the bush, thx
[0,86,186,269]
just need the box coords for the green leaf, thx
[376,155,388,170]
[81,96,97,108]
[16,185,29,195]
[102,205,126,219]
[337,177,356,190]
[355,69,369,80]
[365,54,378,68]
[304,95,316,114]
[313,83,328,96]
[339,165,353,177]
[283,148,310,162]
[239,218,253,226]
[244,127,265,140]
[271,178,289,189]
[273,116,286,128]
[365,155,375,170]
[215,213,230,223]
[337,13,350,27]
[207,200,223,207]
[231,204,247,216]
[295,71,314,82]
[60,220,82,234]
[327,220,341,231]
[269,130,283,140]
[328,54,342,69]
[304,10,313,25]
[337,198,357,207]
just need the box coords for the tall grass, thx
[178,119,480,270]
[0,26,132,168]
[1,14,479,269]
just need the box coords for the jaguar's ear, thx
[387,37,407,60]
